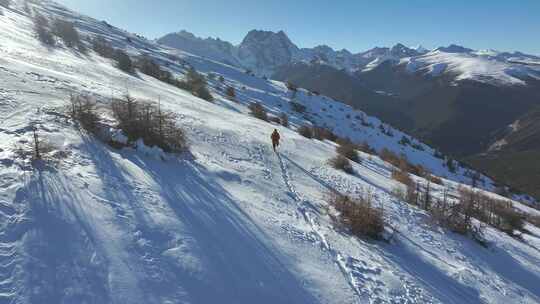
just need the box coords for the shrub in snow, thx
[491,202,525,234]
[457,188,525,236]
[428,175,443,185]
[336,140,360,163]
[379,148,427,178]
[194,85,213,101]
[379,148,401,166]
[52,19,83,49]
[248,102,268,121]
[114,49,134,73]
[298,125,313,139]
[286,81,298,92]
[527,214,540,229]
[111,95,188,153]
[329,155,354,174]
[398,135,411,146]
[313,127,337,142]
[430,188,486,242]
[329,192,385,240]
[391,168,413,187]
[290,101,306,113]
[23,1,31,15]
[137,56,173,83]
[225,86,236,99]
[494,186,510,198]
[357,141,376,155]
[411,143,424,151]
[379,124,393,137]
[91,36,115,58]
[0,0,11,8]
[280,113,289,127]
[13,126,66,166]
[397,182,523,243]
[360,118,373,127]
[268,116,281,124]
[69,94,100,134]
[34,13,56,46]
[408,163,429,179]
[178,69,213,102]
[137,56,159,77]
[312,126,324,140]
[433,149,445,159]
[446,158,456,173]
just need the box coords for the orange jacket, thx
[271,130,280,142]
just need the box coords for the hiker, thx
[271,129,280,152]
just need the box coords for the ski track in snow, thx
[275,151,442,304]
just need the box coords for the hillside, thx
[157,29,540,199]
[1,1,540,303]
[468,106,540,199]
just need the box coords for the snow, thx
[0,1,540,303]
[404,50,540,85]
[110,128,128,145]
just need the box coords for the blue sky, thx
[56,0,540,55]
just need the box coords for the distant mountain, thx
[157,30,240,66]
[158,30,540,86]
[157,30,424,75]
[236,30,299,75]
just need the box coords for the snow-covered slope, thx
[1,1,540,303]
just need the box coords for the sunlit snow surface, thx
[1,1,540,303]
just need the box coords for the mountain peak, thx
[412,45,429,53]
[390,43,419,57]
[175,30,196,39]
[242,30,294,46]
[437,44,474,53]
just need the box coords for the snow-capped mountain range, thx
[157,30,430,76]
[158,30,540,85]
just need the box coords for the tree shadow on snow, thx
[382,238,483,304]
[459,236,540,302]
[78,136,320,304]
[382,226,540,303]
[15,167,111,304]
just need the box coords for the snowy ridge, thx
[158,30,540,86]
[157,30,424,76]
[401,50,540,85]
[1,1,540,303]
